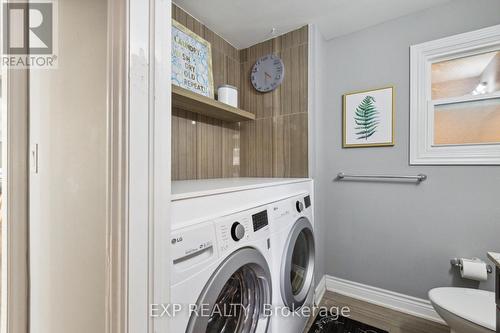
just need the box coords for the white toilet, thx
[429,287,496,333]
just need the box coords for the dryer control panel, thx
[270,192,312,224]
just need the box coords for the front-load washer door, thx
[186,247,272,333]
[281,217,315,310]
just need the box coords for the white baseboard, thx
[314,275,326,306]
[322,275,445,324]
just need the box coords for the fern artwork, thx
[354,96,379,140]
[343,87,394,147]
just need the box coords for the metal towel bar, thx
[336,172,427,182]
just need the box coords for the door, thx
[281,217,315,310]
[28,1,109,332]
[187,247,272,333]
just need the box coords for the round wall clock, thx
[251,54,285,92]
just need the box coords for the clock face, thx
[251,54,284,92]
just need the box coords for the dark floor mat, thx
[307,310,388,333]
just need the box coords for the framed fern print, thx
[343,86,395,148]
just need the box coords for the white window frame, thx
[410,24,500,165]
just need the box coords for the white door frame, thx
[1,2,30,330]
[151,0,172,332]
[106,0,171,332]
[1,68,30,333]
[105,0,129,331]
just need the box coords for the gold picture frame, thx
[172,19,214,98]
[343,86,395,148]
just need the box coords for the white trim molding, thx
[106,0,172,332]
[324,275,445,324]
[151,0,172,333]
[1,62,29,333]
[314,275,326,307]
[410,24,500,165]
[105,0,130,332]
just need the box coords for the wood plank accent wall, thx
[240,26,309,178]
[171,5,308,180]
[172,4,240,180]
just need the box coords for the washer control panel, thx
[215,207,270,255]
[231,222,245,241]
[252,210,269,232]
[304,195,311,208]
[295,200,304,213]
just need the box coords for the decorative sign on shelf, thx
[171,20,214,98]
[343,86,395,148]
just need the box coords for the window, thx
[410,24,500,164]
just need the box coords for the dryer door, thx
[186,247,272,333]
[281,217,315,310]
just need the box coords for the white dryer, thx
[170,202,273,333]
[269,187,315,333]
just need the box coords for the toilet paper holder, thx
[450,258,493,274]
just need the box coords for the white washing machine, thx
[170,178,314,333]
[171,207,272,333]
[170,204,273,333]
[269,188,315,333]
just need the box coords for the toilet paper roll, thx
[460,258,488,281]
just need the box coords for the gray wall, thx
[311,24,329,285]
[318,0,500,299]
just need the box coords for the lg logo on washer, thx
[171,236,183,244]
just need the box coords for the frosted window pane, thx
[431,51,500,100]
[434,98,500,145]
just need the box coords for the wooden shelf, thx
[172,85,255,122]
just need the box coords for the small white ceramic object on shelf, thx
[217,84,238,108]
